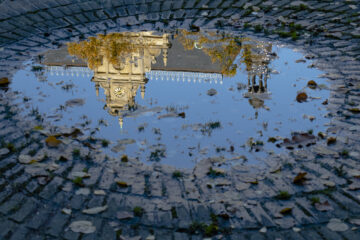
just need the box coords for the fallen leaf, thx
[62,128,82,138]
[327,218,349,232]
[315,201,333,212]
[45,136,62,147]
[348,182,360,191]
[65,98,85,107]
[349,219,360,226]
[296,92,308,103]
[293,172,308,185]
[117,181,129,188]
[82,205,108,214]
[327,137,336,145]
[0,77,9,85]
[349,108,360,114]
[280,207,293,215]
[207,88,217,96]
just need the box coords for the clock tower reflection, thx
[69,32,170,128]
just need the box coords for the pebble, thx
[75,188,90,195]
[69,221,96,234]
[62,208,72,215]
[259,227,267,233]
[0,148,9,156]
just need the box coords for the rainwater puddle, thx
[11,30,330,168]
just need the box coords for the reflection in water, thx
[11,29,330,168]
[67,31,276,126]
[68,32,170,128]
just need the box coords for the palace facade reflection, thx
[68,32,170,128]
[42,30,276,127]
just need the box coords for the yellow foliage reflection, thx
[175,30,274,78]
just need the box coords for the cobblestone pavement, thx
[1,0,360,239]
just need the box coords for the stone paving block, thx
[0,219,15,239]
[314,225,344,240]
[234,206,258,228]
[39,176,64,200]
[9,225,29,240]
[330,191,360,214]
[26,205,52,230]
[45,212,70,237]
[9,198,37,223]
[0,192,25,215]
[247,204,276,227]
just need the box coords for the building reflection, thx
[67,32,170,128]
[42,30,276,127]
[176,30,276,116]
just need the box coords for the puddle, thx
[10,30,330,168]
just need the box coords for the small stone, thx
[94,190,106,195]
[75,188,90,195]
[0,148,9,156]
[19,154,32,164]
[82,205,108,214]
[259,227,267,233]
[69,221,96,234]
[62,208,72,215]
[327,218,349,232]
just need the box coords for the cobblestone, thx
[0,0,360,239]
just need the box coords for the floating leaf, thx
[117,181,129,188]
[45,136,62,147]
[307,80,317,89]
[29,159,38,164]
[178,112,186,118]
[65,98,85,107]
[296,92,308,103]
[62,128,82,138]
[207,88,217,96]
[315,200,333,212]
[280,207,293,215]
[293,172,308,185]
[33,126,44,130]
[349,108,360,114]
[327,137,336,145]
[0,77,9,85]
